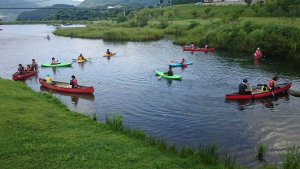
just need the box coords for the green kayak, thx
[41,63,72,67]
[155,71,182,80]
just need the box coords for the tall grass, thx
[105,113,123,131]
[283,145,300,169]
[54,26,164,41]
[104,114,239,168]
[257,144,267,162]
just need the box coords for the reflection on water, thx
[40,86,95,102]
[226,93,290,111]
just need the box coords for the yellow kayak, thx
[103,53,116,57]
[77,59,86,63]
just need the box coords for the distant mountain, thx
[0,0,39,21]
[35,0,81,7]
[0,0,80,21]
[79,0,171,8]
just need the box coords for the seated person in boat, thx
[190,43,196,49]
[46,74,54,84]
[106,49,111,54]
[31,59,38,70]
[51,57,58,65]
[70,75,78,88]
[17,64,25,75]
[239,79,251,95]
[78,54,86,61]
[25,64,31,71]
[268,76,278,91]
[164,66,174,76]
[181,58,186,65]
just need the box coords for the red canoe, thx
[39,78,94,94]
[183,47,216,52]
[12,70,37,81]
[226,83,292,100]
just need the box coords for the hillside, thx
[0,0,38,21]
[0,0,80,21]
[79,0,168,8]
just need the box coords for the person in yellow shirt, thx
[46,74,53,84]
[78,54,86,61]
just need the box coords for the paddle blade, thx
[158,76,162,80]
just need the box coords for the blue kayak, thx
[169,61,193,67]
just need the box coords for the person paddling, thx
[70,75,78,88]
[51,57,58,65]
[31,59,38,70]
[46,74,53,84]
[181,58,186,65]
[17,64,25,75]
[25,64,31,71]
[78,54,86,61]
[164,66,174,76]
[106,49,111,54]
[190,43,196,49]
[268,76,278,91]
[239,79,251,95]
[181,58,187,68]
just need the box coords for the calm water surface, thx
[1,25,300,167]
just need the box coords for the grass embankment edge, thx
[0,79,240,169]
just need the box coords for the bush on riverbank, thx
[54,25,163,41]
[0,79,241,169]
[53,3,300,58]
[173,20,300,57]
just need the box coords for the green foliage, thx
[257,144,267,162]
[105,113,124,131]
[116,15,128,23]
[283,145,300,169]
[157,18,169,29]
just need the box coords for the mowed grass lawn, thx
[0,79,237,169]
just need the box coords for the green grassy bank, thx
[0,79,240,169]
[53,4,300,58]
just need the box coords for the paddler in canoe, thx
[31,59,38,70]
[51,57,59,65]
[238,79,252,95]
[164,66,174,76]
[16,64,25,75]
[268,76,279,91]
[180,58,188,68]
[25,64,31,71]
[181,58,186,65]
[46,74,55,85]
[190,43,196,49]
[77,54,86,61]
[69,75,78,88]
[106,49,111,54]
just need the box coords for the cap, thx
[46,74,50,77]
[71,75,75,78]
[243,79,248,83]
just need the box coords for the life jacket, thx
[72,79,78,88]
[268,80,275,88]
[255,51,263,59]
[46,77,52,83]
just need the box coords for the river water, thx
[1,25,300,167]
